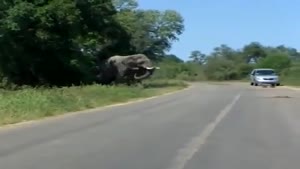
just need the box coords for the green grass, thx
[0,80,187,126]
[280,67,300,87]
[281,78,300,87]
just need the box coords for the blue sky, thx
[138,0,300,61]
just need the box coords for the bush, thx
[256,53,291,73]
[151,58,205,81]
[237,63,255,78]
[203,57,239,80]
[280,62,300,86]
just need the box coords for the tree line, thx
[154,42,300,84]
[0,0,184,87]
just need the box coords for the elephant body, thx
[97,54,159,85]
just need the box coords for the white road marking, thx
[167,93,241,169]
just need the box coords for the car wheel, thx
[271,84,276,88]
[250,82,254,86]
[254,83,258,86]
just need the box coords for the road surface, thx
[0,82,300,169]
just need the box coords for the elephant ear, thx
[121,56,138,69]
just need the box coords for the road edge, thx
[280,85,300,91]
[0,84,193,131]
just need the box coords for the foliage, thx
[0,0,184,87]
[242,42,266,62]
[150,57,206,81]
[280,61,300,86]
[204,57,239,80]
[189,50,206,64]
[256,53,291,73]
[114,6,184,59]
[185,42,300,84]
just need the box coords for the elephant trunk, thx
[134,69,151,80]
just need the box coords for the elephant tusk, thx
[145,67,154,70]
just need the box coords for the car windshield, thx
[255,70,276,75]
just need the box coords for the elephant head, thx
[105,54,160,84]
[121,54,160,80]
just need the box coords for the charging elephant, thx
[97,54,160,85]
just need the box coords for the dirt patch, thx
[261,95,294,99]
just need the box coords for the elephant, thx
[96,54,160,85]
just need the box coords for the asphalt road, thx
[0,82,300,169]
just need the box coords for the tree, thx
[135,9,184,57]
[189,50,206,64]
[257,53,291,73]
[0,0,133,86]
[112,0,138,11]
[0,0,186,87]
[163,54,184,63]
[114,3,185,59]
[204,57,239,80]
[211,44,238,60]
[275,45,300,60]
[203,44,254,80]
[242,42,266,63]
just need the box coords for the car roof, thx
[253,68,275,71]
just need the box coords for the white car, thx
[250,68,280,87]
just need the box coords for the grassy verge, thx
[0,80,188,126]
[281,80,300,87]
[281,76,300,87]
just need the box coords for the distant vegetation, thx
[184,43,300,85]
[148,42,300,86]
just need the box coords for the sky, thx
[137,0,300,61]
